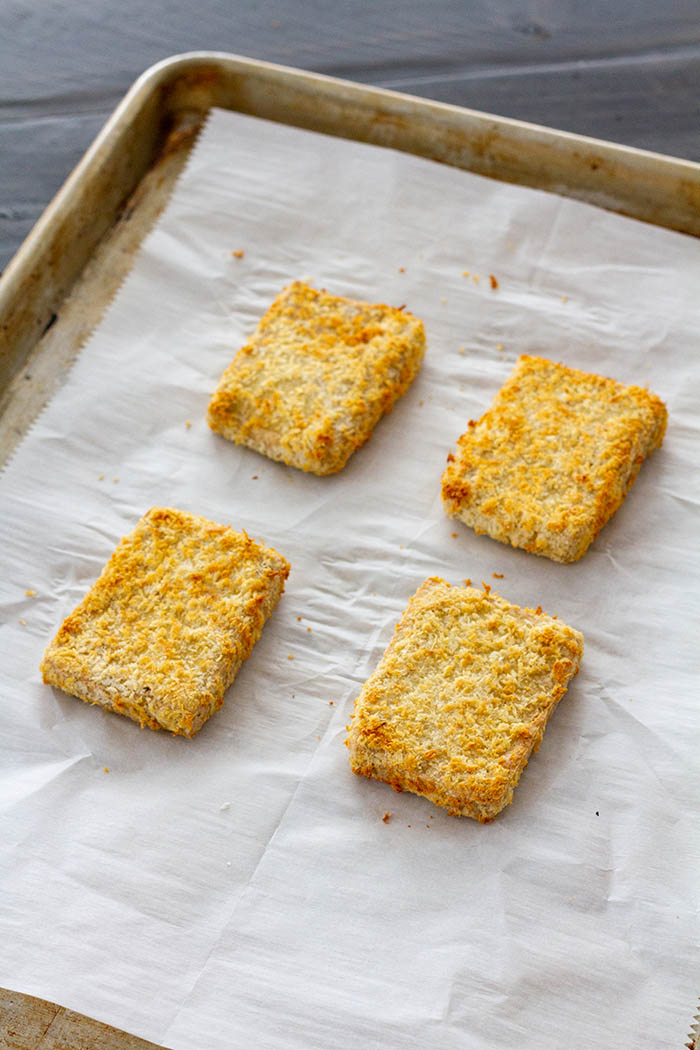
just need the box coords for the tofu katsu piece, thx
[347,577,583,822]
[40,507,290,736]
[208,281,425,474]
[442,355,667,562]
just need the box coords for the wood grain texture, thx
[0,988,168,1050]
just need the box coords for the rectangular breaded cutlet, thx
[40,507,290,737]
[442,355,667,563]
[207,281,425,475]
[347,577,583,822]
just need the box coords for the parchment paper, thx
[1,107,698,1050]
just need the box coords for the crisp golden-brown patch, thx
[441,355,667,562]
[40,507,290,737]
[207,281,425,475]
[346,577,583,822]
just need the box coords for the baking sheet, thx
[1,107,698,1050]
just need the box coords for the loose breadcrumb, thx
[347,577,583,822]
[25,589,36,597]
[207,281,425,475]
[382,812,391,823]
[40,507,290,736]
[493,572,504,579]
[103,766,109,773]
[442,355,667,562]
[232,250,245,259]
[18,618,27,626]
[185,420,192,429]
[489,275,499,290]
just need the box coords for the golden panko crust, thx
[346,577,583,822]
[207,281,425,475]
[40,507,290,737]
[441,355,667,562]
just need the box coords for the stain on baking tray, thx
[41,312,58,336]
[162,63,225,111]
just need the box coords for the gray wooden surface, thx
[1,1,699,275]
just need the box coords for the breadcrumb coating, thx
[347,577,583,822]
[442,355,667,562]
[40,507,290,736]
[207,281,425,475]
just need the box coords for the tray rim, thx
[1,47,700,325]
[2,49,700,405]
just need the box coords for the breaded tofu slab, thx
[207,281,425,475]
[442,355,667,563]
[347,577,583,822]
[40,507,290,737]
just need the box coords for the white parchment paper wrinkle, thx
[0,108,698,1049]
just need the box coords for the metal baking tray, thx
[2,50,700,471]
[1,52,699,1048]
